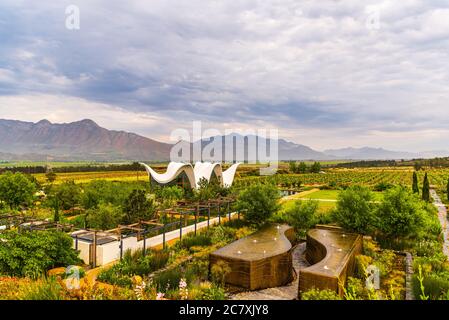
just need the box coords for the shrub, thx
[97,249,170,287]
[20,277,63,300]
[413,271,449,300]
[179,233,212,250]
[0,172,36,209]
[284,200,318,236]
[377,186,425,238]
[236,184,280,226]
[0,230,81,278]
[301,288,341,300]
[332,185,376,234]
[123,189,156,224]
[86,202,123,230]
[210,260,231,287]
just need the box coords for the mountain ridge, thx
[0,118,447,161]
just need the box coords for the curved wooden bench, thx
[210,224,295,290]
[298,226,363,298]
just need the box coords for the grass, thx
[296,189,384,202]
[33,170,149,184]
[281,198,336,214]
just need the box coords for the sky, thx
[0,0,449,152]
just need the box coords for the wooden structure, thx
[210,224,296,290]
[298,225,363,298]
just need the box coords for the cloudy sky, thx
[1,0,449,152]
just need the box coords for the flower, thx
[156,292,165,300]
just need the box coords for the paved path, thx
[229,242,309,300]
[431,189,449,260]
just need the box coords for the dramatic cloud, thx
[0,0,448,151]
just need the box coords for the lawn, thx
[297,189,384,202]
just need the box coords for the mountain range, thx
[0,119,447,162]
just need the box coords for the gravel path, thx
[431,189,449,260]
[229,242,309,300]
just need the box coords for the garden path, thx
[431,189,449,260]
[229,242,309,300]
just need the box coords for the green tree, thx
[48,180,81,210]
[288,161,297,173]
[297,162,308,174]
[285,200,318,236]
[86,203,123,229]
[412,171,419,194]
[333,185,376,234]
[447,178,449,202]
[123,189,155,224]
[0,230,81,278]
[236,184,281,226]
[310,162,322,173]
[153,185,184,209]
[46,171,57,183]
[0,172,36,209]
[377,186,424,238]
[422,173,430,202]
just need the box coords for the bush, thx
[332,185,376,234]
[178,233,212,251]
[210,260,231,287]
[377,186,425,238]
[0,230,81,278]
[20,277,63,300]
[301,288,341,300]
[46,180,81,210]
[284,200,318,236]
[97,249,170,287]
[413,271,449,300]
[236,184,280,226]
[0,172,36,209]
[86,202,123,230]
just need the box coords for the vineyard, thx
[235,167,449,193]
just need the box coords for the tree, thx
[422,173,430,202]
[285,200,318,236]
[236,184,280,226]
[288,161,297,173]
[297,162,308,174]
[86,203,123,230]
[447,178,449,202]
[0,230,81,278]
[123,189,155,224]
[412,171,419,194]
[193,177,220,202]
[0,172,36,209]
[377,186,425,238]
[153,185,184,209]
[333,185,376,234]
[47,180,81,210]
[310,162,321,173]
[46,172,57,183]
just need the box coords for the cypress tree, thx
[422,173,430,202]
[447,178,449,202]
[412,171,419,194]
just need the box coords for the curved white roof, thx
[223,163,241,187]
[193,162,223,188]
[140,162,195,188]
[140,162,240,189]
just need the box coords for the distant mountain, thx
[0,119,171,161]
[0,119,446,162]
[188,134,334,161]
[323,147,420,160]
